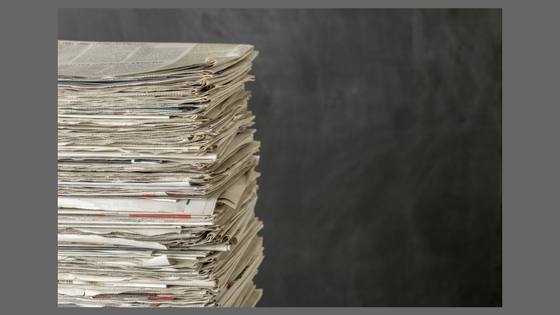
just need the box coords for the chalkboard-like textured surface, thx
[58,9,502,307]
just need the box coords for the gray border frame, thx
[3,0,557,313]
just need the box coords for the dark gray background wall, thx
[58,8,502,307]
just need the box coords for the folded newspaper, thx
[57,40,264,307]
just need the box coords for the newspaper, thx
[58,40,253,79]
[57,40,264,308]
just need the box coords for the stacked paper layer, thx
[57,40,263,307]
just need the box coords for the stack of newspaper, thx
[57,40,264,308]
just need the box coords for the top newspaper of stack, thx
[58,40,260,198]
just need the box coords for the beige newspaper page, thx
[58,40,253,78]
